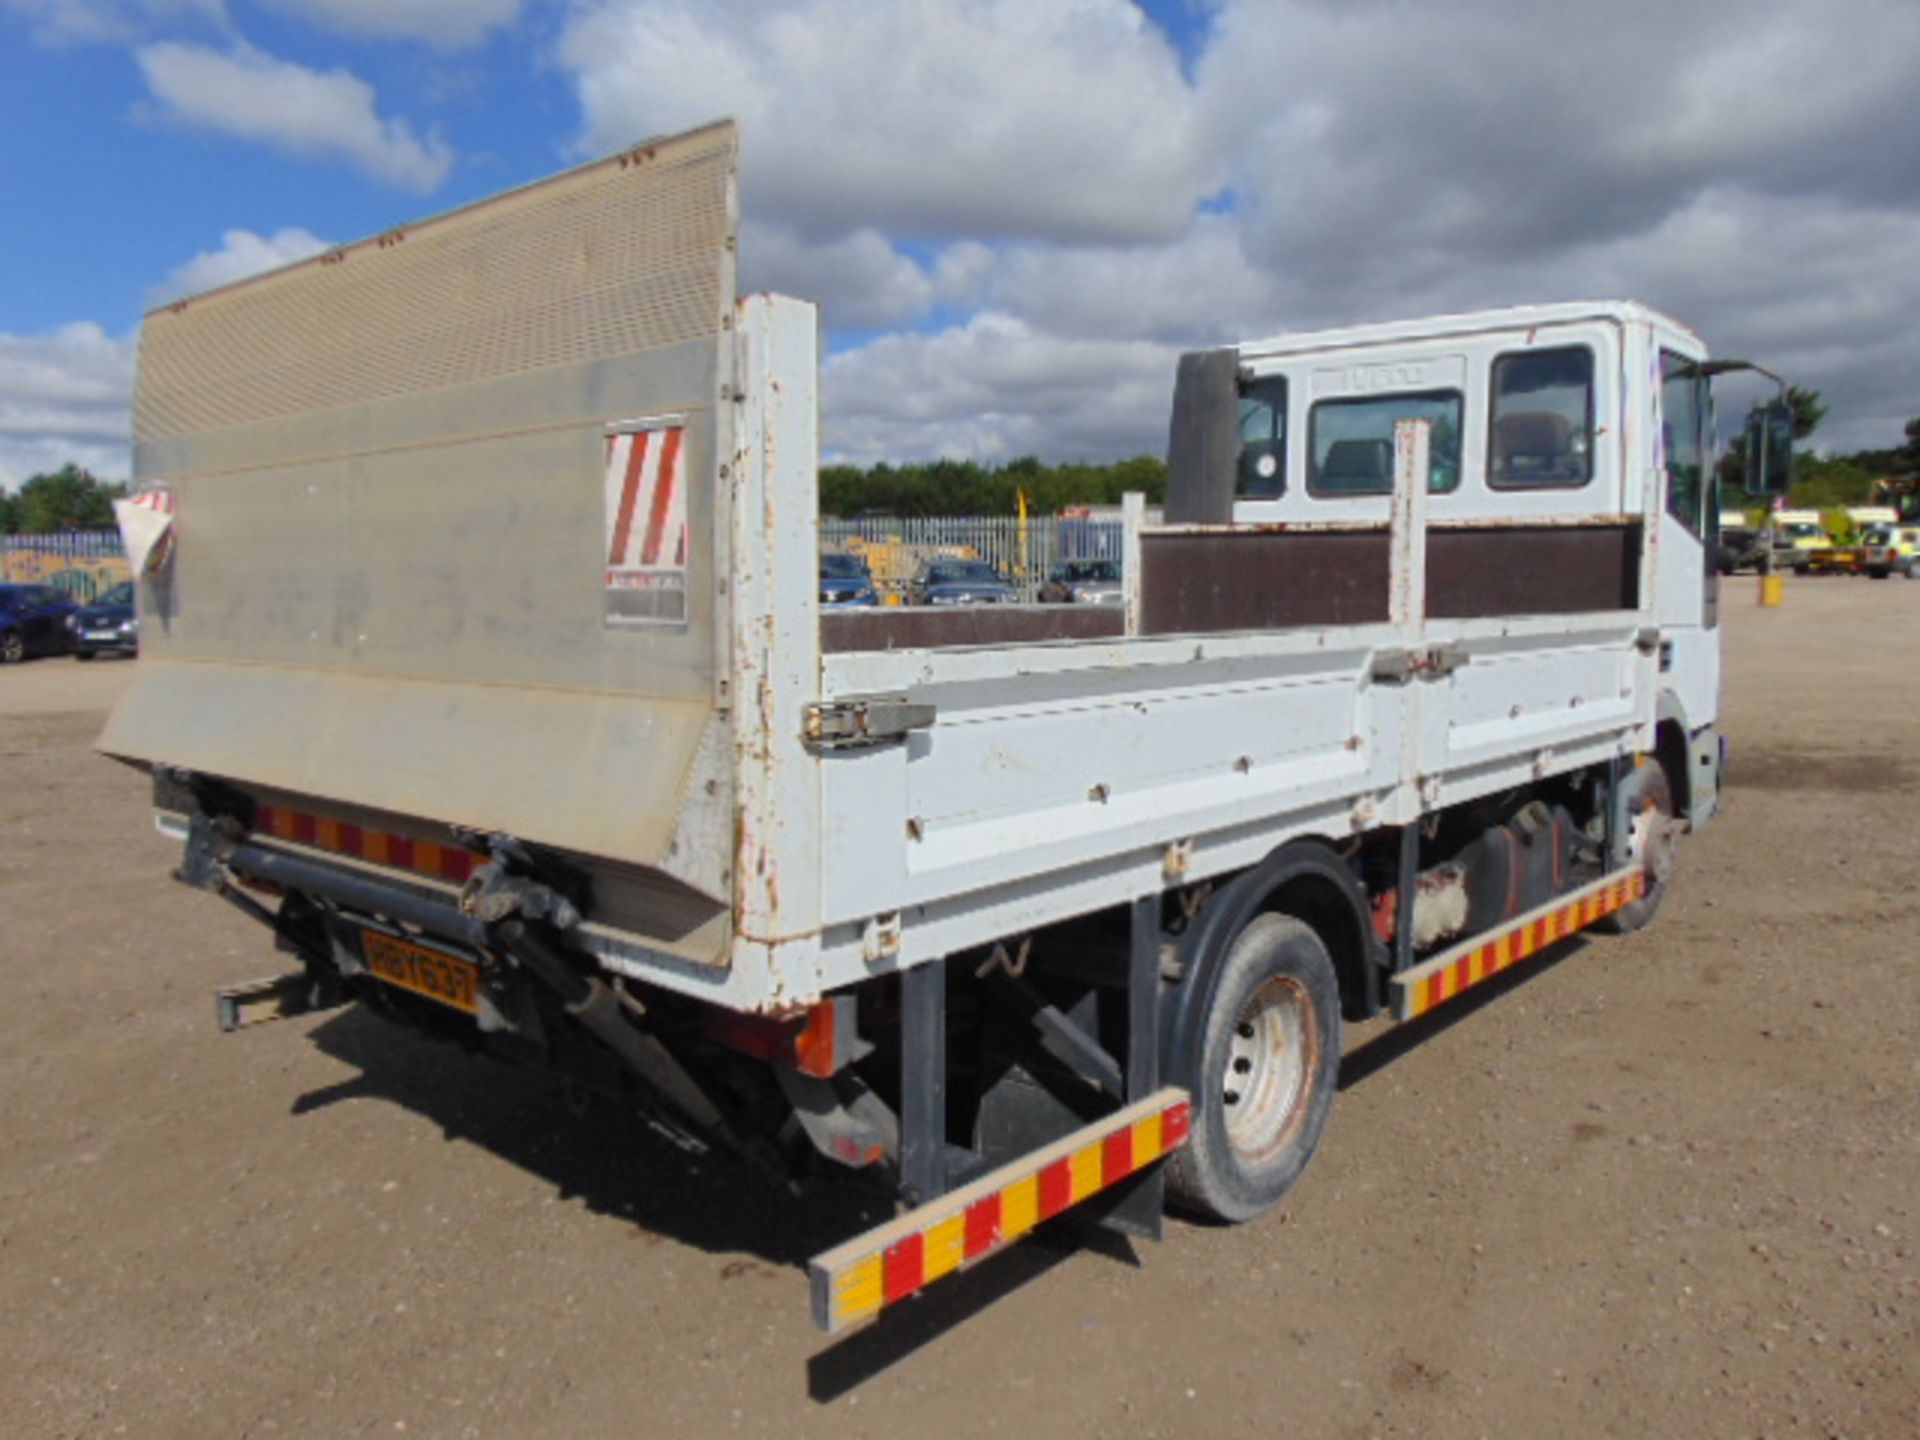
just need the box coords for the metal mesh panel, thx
[134,123,736,444]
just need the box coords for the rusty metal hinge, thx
[803,696,936,752]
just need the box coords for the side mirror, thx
[1744,401,1794,496]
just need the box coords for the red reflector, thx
[883,1234,925,1305]
[290,810,318,845]
[964,1193,1001,1259]
[337,821,365,858]
[440,848,476,882]
[388,835,416,869]
[1102,1126,1134,1184]
[793,999,838,1078]
[1163,1101,1191,1150]
[1037,1158,1074,1221]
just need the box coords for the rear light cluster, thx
[702,996,851,1078]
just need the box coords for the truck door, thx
[1412,327,1647,800]
[1652,348,1720,730]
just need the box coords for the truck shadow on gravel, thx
[293,937,1602,1400]
[294,1006,876,1268]
[294,1005,1149,1401]
[1339,938,1588,1091]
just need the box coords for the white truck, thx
[104,121,1788,1334]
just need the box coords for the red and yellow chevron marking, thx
[809,1088,1190,1334]
[1392,867,1646,1021]
[253,802,480,885]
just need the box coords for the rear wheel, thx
[1599,757,1678,934]
[1167,913,1342,1223]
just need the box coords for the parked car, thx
[0,584,78,663]
[819,551,878,607]
[1806,537,1865,576]
[1715,526,1767,575]
[1768,520,1830,575]
[1039,557,1123,605]
[68,580,139,658]
[909,558,1018,606]
[1862,526,1920,579]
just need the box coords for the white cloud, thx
[149,226,332,307]
[0,325,136,490]
[2,0,225,45]
[260,0,520,48]
[560,0,1222,244]
[137,41,455,192]
[778,0,1920,464]
[741,225,935,330]
[934,214,1285,345]
[1200,0,1920,303]
[823,313,1179,465]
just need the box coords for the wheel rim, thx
[1624,788,1679,889]
[1222,975,1318,1164]
[0,632,21,663]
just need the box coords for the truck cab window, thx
[1237,374,1287,497]
[1661,351,1709,534]
[1308,390,1461,496]
[1490,346,1593,488]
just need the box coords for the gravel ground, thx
[1,581,1915,1439]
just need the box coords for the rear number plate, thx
[362,932,479,1014]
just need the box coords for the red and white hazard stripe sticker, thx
[604,426,687,577]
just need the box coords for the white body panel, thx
[577,302,1719,1013]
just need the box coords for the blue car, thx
[0,584,79,663]
[909,558,1018,606]
[820,551,879,607]
[68,580,139,659]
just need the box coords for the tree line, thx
[821,454,1168,517]
[0,464,127,534]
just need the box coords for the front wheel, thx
[1599,757,1678,934]
[0,629,24,664]
[1166,913,1342,1223]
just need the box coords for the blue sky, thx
[3,0,1917,486]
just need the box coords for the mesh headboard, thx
[135,121,738,447]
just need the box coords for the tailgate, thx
[100,121,740,907]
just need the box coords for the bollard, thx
[1759,572,1784,607]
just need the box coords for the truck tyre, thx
[1166,913,1342,1223]
[1599,757,1677,934]
[1868,568,1888,580]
